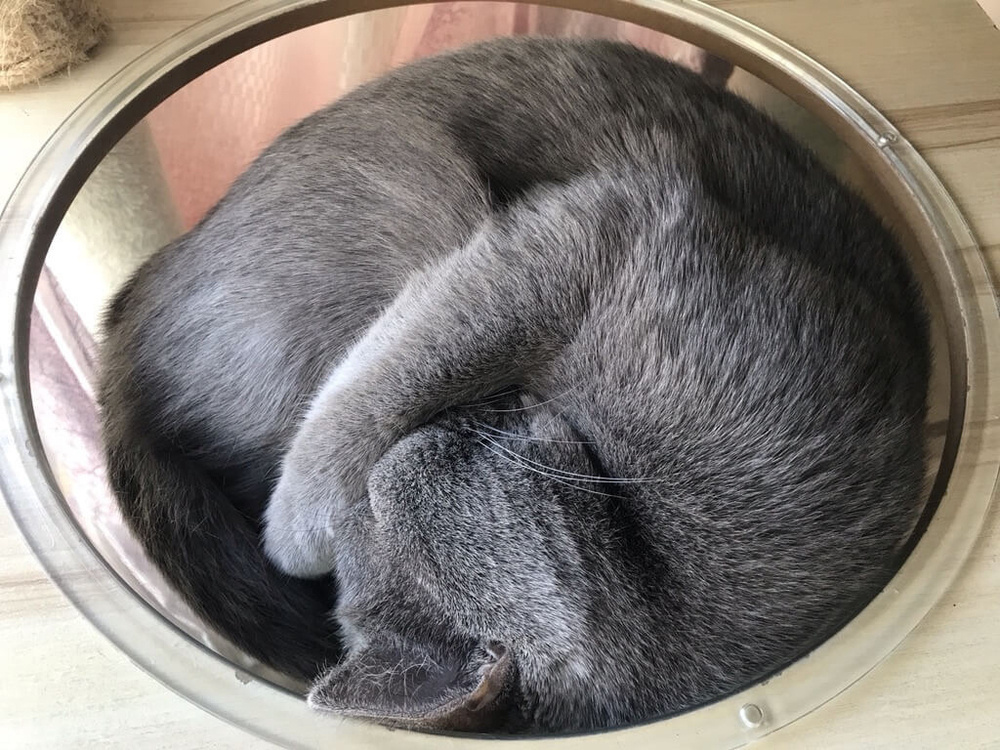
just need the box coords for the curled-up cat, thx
[98,37,929,733]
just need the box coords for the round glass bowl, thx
[1,1,997,748]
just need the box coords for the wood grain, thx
[1,1,998,747]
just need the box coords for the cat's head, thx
[307,395,636,734]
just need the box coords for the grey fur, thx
[98,38,929,733]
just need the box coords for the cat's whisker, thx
[476,385,577,413]
[471,385,523,404]
[476,438,624,499]
[476,432,666,485]
[469,421,595,446]
[534,404,572,435]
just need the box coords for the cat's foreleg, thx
[262,222,591,577]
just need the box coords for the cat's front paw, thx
[262,462,338,578]
[263,341,395,578]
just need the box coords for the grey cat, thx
[98,37,929,734]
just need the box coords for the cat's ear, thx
[308,637,516,732]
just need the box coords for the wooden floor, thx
[1,1,999,747]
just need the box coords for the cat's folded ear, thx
[308,636,516,733]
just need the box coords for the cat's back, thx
[98,39,689,455]
[519,154,929,687]
[104,35,925,497]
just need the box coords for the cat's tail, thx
[100,419,341,681]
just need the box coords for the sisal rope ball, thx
[1,0,109,89]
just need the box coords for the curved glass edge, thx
[0,0,997,747]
